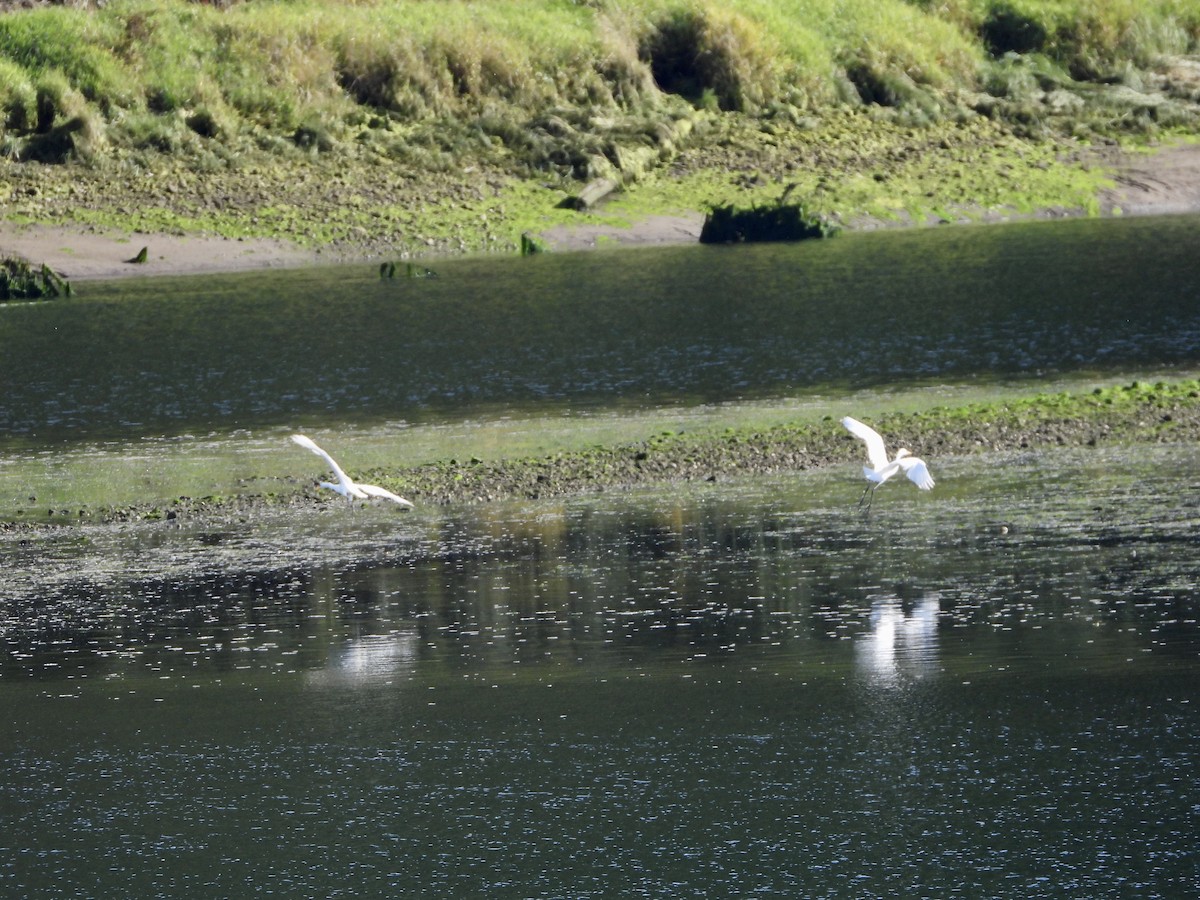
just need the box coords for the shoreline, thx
[2,142,1199,282]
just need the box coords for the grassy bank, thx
[2,0,1197,165]
[0,1,1198,257]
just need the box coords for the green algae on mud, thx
[4,379,1197,530]
[608,112,1118,233]
[387,379,1200,505]
[0,112,1120,263]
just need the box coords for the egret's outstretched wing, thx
[357,483,414,508]
[841,416,889,471]
[898,456,935,491]
[291,434,355,493]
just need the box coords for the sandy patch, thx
[0,223,324,281]
[539,212,706,252]
[1098,142,1200,216]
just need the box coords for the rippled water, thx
[2,444,1197,896]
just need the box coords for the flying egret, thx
[841,416,934,511]
[290,434,414,508]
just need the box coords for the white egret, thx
[841,416,934,511]
[290,434,414,508]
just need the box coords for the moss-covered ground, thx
[0,111,1122,261]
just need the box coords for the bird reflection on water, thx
[855,594,941,684]
[303,632,420,686]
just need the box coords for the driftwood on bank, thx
[562,177,618,211]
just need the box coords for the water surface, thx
[2,214,1199,446]
[2,445,1197,897]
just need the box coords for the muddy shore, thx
[1,142,1198,281]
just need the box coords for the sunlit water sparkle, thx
[2,445,1198,897]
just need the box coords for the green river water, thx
[1,214,1198,896]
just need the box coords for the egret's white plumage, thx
[841,416,934,510]
[291,434,414,508]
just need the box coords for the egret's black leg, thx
[856,483,872,509]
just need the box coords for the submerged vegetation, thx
[0,0,1197,254]
[5,379,1197,527]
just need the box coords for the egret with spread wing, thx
[291,434,414,508]
[841,416,934,511]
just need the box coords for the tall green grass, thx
[946,0,1200,73]
[0,0,1195,167]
